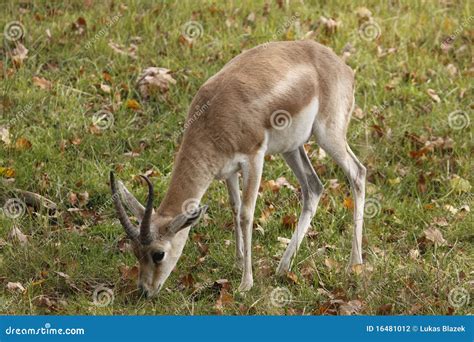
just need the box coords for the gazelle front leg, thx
[225,173,244,269]
[238,153,264,292]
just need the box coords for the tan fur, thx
[159,40,354,215]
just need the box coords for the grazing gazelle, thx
[110,40,366,297]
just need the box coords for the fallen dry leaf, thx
[32,76,52,90]
[319,16,340,34]
[423,227,447,245]
[426,88,441,103]
[137,67,177,99]
[8,226,28,245]
[343,197,354,209]
[282,214,297,228]
[71,17,87,35]
[339,299,364,315]
[126,99,141,110]
[108,41,137,59]
[377,303,393,315]
[118,265,139,282]
[10,42,28,66]
[0,166,15,178]
[100,83,111,93]
[324,258,339,270]
[6,281,25,293]
[0,126,11,145]
[355,7,372,20]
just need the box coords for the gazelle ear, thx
[117,180,155,221]
[168,205,208,235]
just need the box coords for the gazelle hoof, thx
[238,279,253,292]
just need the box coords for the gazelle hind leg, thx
[277,146,323,275]
[225,173,244,269]
[316,134,366,265]
[238,153,264,292]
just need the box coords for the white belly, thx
[265,97,319,154]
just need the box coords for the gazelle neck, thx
[157,138,220,217]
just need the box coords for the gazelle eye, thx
[152,251,165,263]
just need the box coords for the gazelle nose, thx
[138,284,149,298]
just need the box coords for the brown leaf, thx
[377,303,393,315]
[15,137,32,150]
[319,16,340,34]
[426,88,441,103]
[352,106,365,119]
[100,83,111,93]
[6,281,26,293]
[343,197,354,209]
[108,41,137,59]
[137,67,177,99]
[179,273,195,289]
[339,299,364,315]
[71,17,87,35]
[32,76,52,90]
[0,126,11,145]
[10,43,29,66]
[417,173,427,193]
[324,258,338,270]
[0,166,15,178]
[126,99,141,110]
[285,271,299,284]
[423,227,447,245]
[118,265,139,281]
[8,226,28,245]
[78,191,89,206]
[282,214,297,228]
[355,7,372,20]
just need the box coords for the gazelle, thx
[110,40,366,297]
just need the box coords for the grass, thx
[0,0,472,315]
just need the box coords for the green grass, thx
[0,0,472,315]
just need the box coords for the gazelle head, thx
[109,172,207,298]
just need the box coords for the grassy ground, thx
[0,0,472,315]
